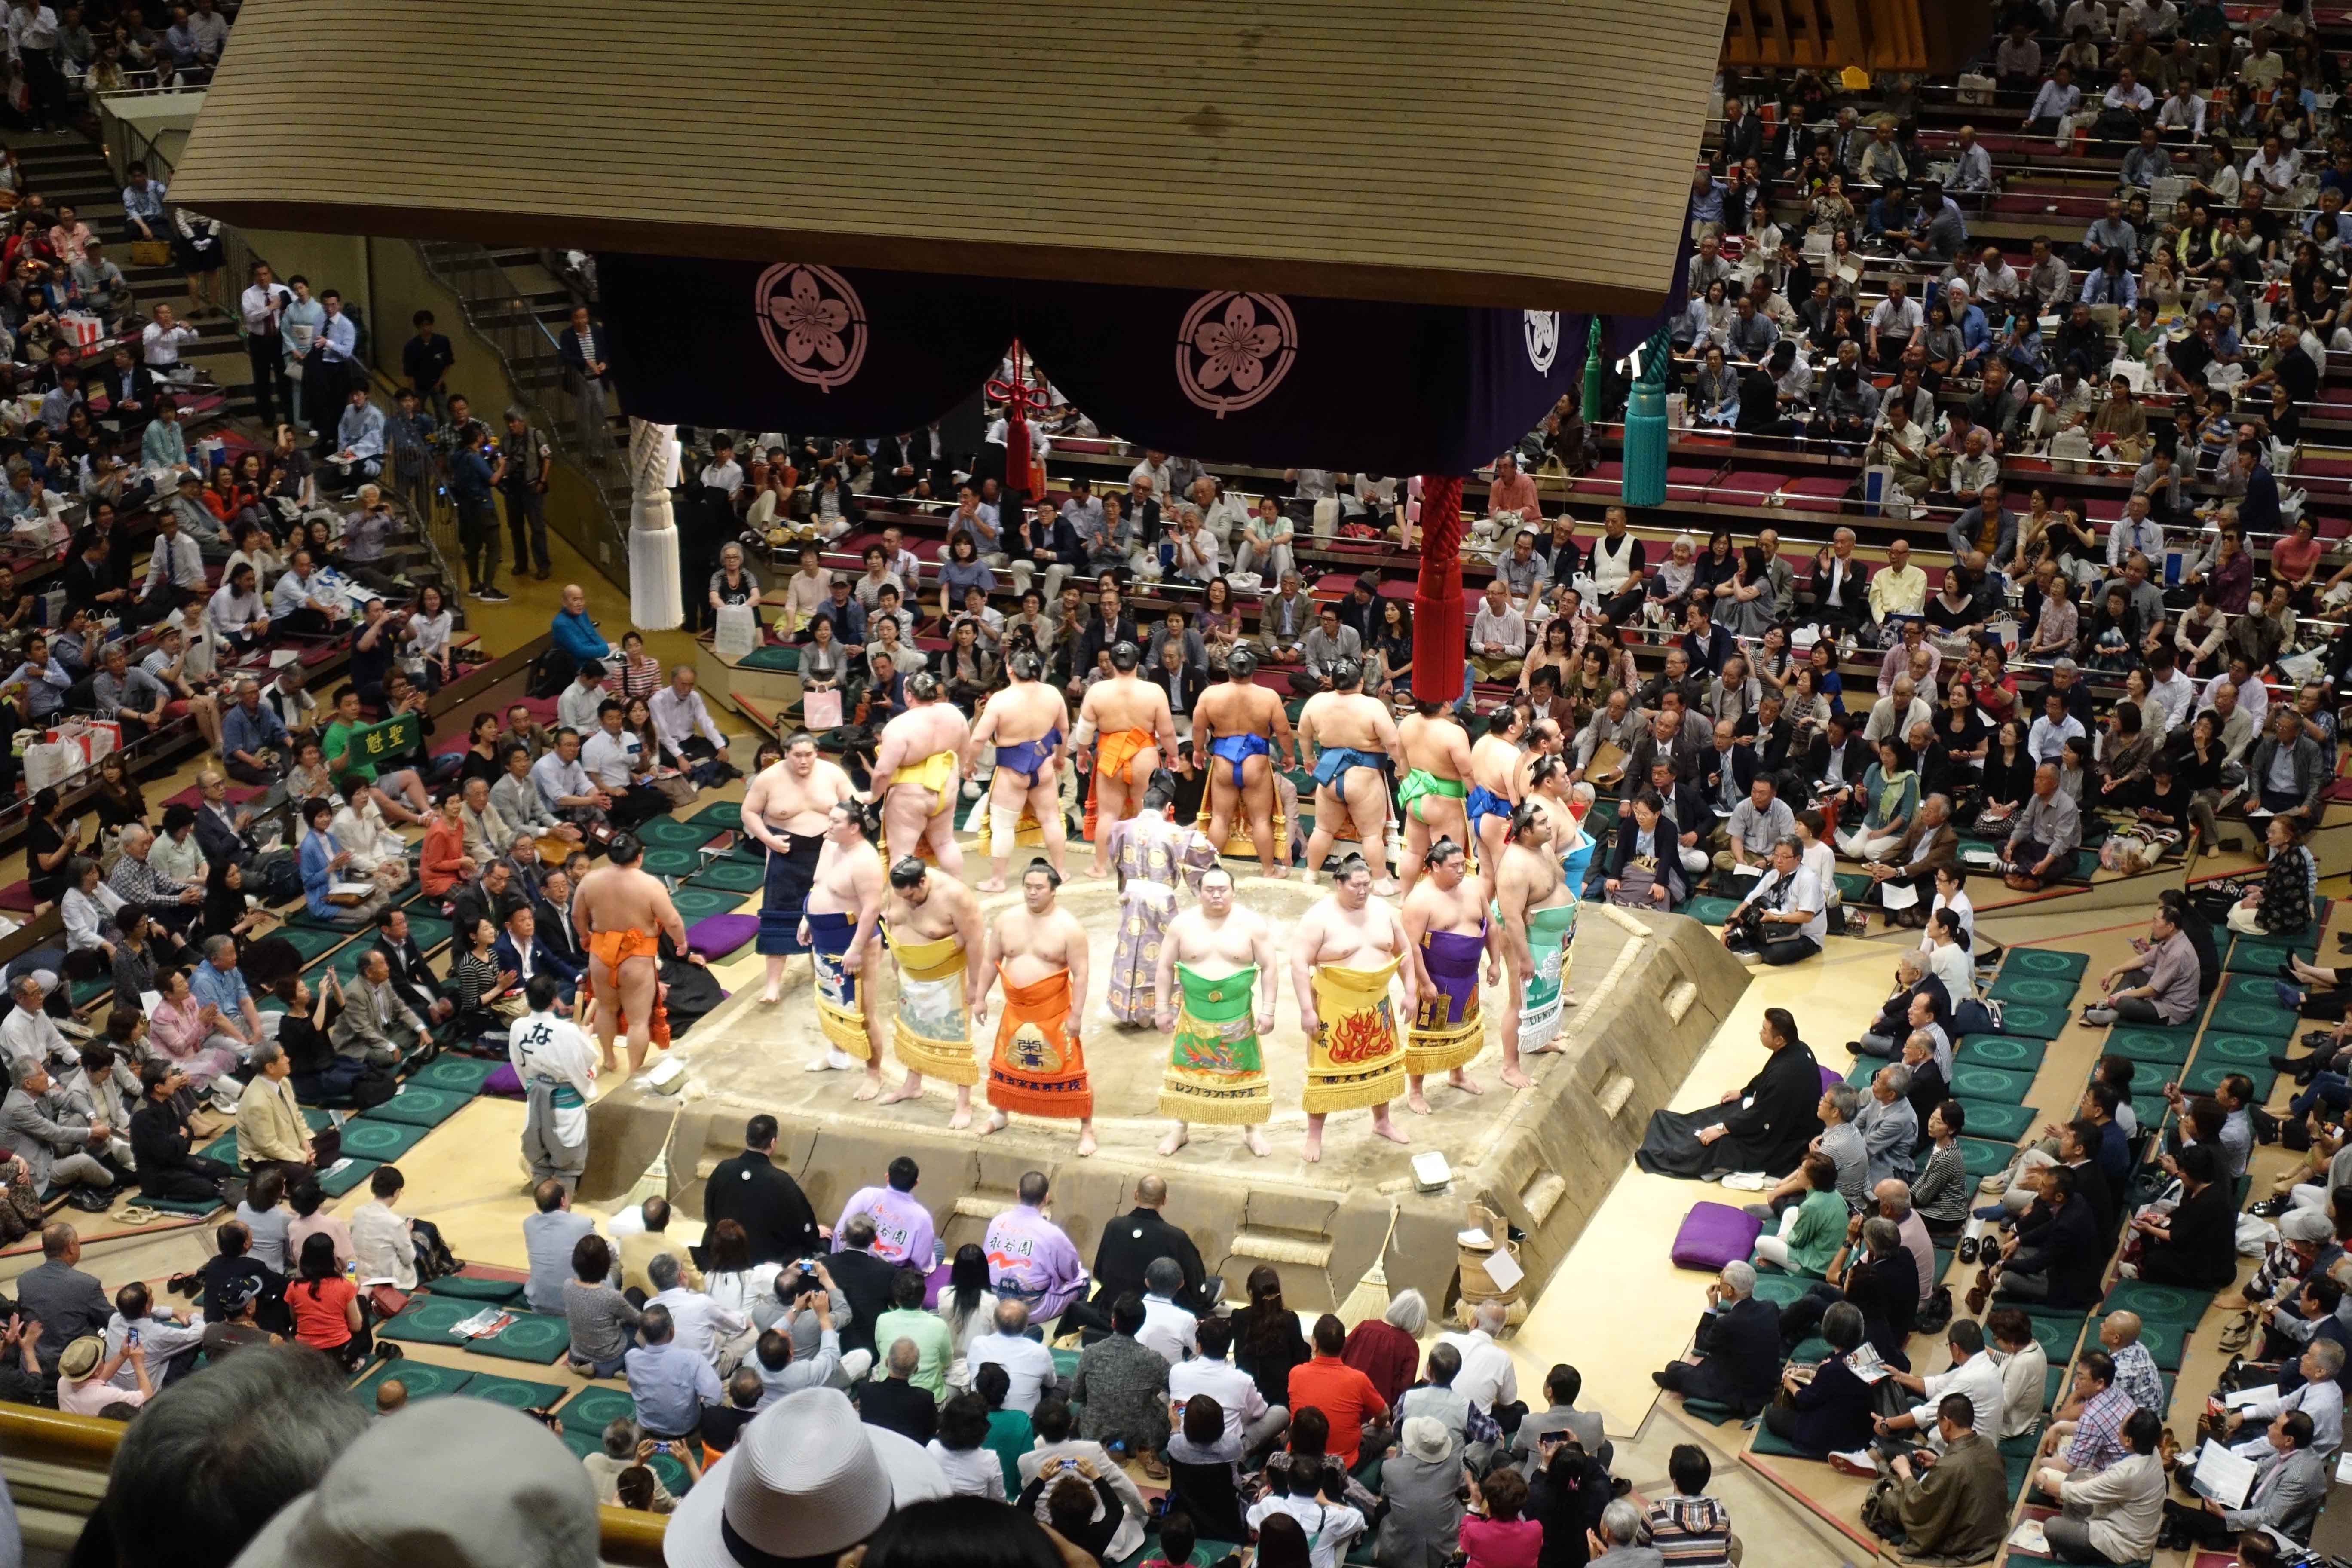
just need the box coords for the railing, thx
[410,239,631,562]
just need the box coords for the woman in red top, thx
[418,793,473,897]
[1285,1314,1388,1469]
[2272,515,2325,609]
[1458,1467,1543,1568]
[287,1231,376,1370]
[1339,1289,1424,1409]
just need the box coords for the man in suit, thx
[1621,710,1702,799]
[700,1114,822,1267]
[857,1336,939,1445]
[534,870,585,976]
[2162,1409,2326,1546]
[450,858,528,943]
[556,305,613,459]
[372,906,453,1031]
[2,1060,114,1210]
[328,949,428,1069]
[494,904,580,1005]
[1069,1175,1212,1338]
[1651,1261,1783,1416]
[1865,792,1959,924]
[96,345,156,435]
[824,1214,902,1361]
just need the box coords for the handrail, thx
[409,239,630,565]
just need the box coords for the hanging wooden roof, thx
[168,0,1729,313]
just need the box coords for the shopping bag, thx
[803,688,843,731]
[714,601,760,660]
[57,312,101,350]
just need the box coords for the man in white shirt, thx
[2156,80,2206,136]
[141,303,199,371]
[0,976,71,1072]
[531,729,610,829]
[645,1250,752,1373]
[1170,504,1219,584]
[2145,644,2197,737]
[1168,1315,1286,1452]
[1949,126,1994,192]
[2102,66,2153,111]
[1855,1317,2008,1471]
[698,436,744,500]
[1134,1257,1198,1365]
[968,1298,1061,1413]
[2029,66,2083,130]
[1437,1299,1520,1418]
[649,665,730,772]
[135,509,205,625]
[1248,1473,1366,1568]
[580,702,663,826]
[238,262,293,429]
[1866,278,1923,371]
[100,1282,205,1388]
[1470,578,1527,681]
[556,663,607,733]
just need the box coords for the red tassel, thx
[1411,475,1466,708]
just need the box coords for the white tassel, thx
[627,417,684,630]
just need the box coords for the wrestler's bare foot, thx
[980,1110,1009,1137]
[1158,1125,1189,1157]
[1371,1109,1411,1145]
[1302,1128,1323,1163]
[1501,1061,1534,1089]
[877,1075,925,1106]
[851,1071,882,1102]
[1076,1122,1098,1157]
[1266,863,1289,879]
[977,875,1008,893]
[600,1051,619,1075]
[1244,1125,1270,1157]
[1406,1080,1434,1116]
[1563,989,1579,1007]
[1371,878,1400,897]
[948,1090,973,1130]
[1450,1068,1486,1096]
[760,986,781,1004]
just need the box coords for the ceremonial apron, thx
[806,910,871,1061]
[883,927,977,1085]
[1302,956,1406,1115]
[1107,828,1201,1024]
[757,828,826,956]
[986,970,1091,1119]
[1158,962,1272,1125]
[1501,895,1578,1052]
[1407,925,1486,1078]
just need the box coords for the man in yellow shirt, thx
[1866,539,1928,647]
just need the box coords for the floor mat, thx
[1991,1003,2067,1040]
[376,1296,477,1345]
[336,1118,434,1162]
[2105,1028,2194,1066]
[1958,1137,2019,1178]
[316,1156,384,1198]
[557,1383,638,1436]
[1986,974,2079,1008]
[349,1357,472,1405]
[670,886,746,921]
[2019,1312,2088,1364]
[423,1275,527,1304]
[407,1056,499,1094]
[1956,1035,2046,1074]
[2204,1000,2300,1040]
[1952,1100,2037,1142]
[2179,1061,2276,1099]
[463,1312,573,1363]
[637,817,725,850]
[2224,936,2318,973]
[689,860,765,894]
[366,1086,475,1129]
[458,1372,567,1411]
[2098,1280,2215,1324]
[2003,949,2091,983]
[1948,1063,2035,1104]
[2095,1310,2186,1370]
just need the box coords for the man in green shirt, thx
[870,1265,954,1397]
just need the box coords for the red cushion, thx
[1709,470,1786,502]
[0,882,35,914]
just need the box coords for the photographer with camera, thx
[1721,836,1827,966]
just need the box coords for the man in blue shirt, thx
[449,424,503,603]
[189,936,265,1060]
[550,583,611,677]
[220,678,291,784]
[324,386,385,492]
[5,634,69,725]
[119,162,166,243]
[626,1304,721,1439]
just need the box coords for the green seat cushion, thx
[457,1373,567,1412]
[462,1312,573,1363]
[409,1056,498,1094]
[689,860,765,893]
[2095,1311,2186,1371]
[1678,1397,1742,1424]
[66,974,113,1007]
[670,886,745,920]
[316,1156,384,1198]
[2098,1280,2215,1324]
[2107,1028,2194,1065]
[423,1274,527,1303]
[2206,1000,2300,1040]
[304,948,370,988]
[197,1130,239,1165]
[138,1192,224,1214]
[2019,1312,2087,1364]
[2044,1364,2067,1411]
[1843,1061,1877,1090]
[686,801,750,829]
[1682,896,1741,927]
[1834,872,1874,903]
[407,915,454,950]
[2005,949,2091,983]
[558,1384,640,1436]
[277,926,349,962]
[1788,1336,1831,1363]
[1957,1035,2046,1074]
[1988,974,2079,1008]
[336,1118,434,1162]
[637,816,725,849]
[639,847,702,879]
[377,1295,477,1345]
[2180,1061,2277,1100]
[1993,1003,2068,1040]
[1948,1063,2035,1104]
[2128,1094,2168,1135]
[2226,935,2318,972]
[350,1358,471,1406]
[1748,1273,1817,1308]
[2000,1417,2046,1460]
[2197,1032,2283,1068]
[1953,1100,2037,1142]
[367,1086,474,1128]
[738,645,800,671]
[1051,1347,1080,1381]
[1958,1137,2016,1177]
[2220,974,2292,1005]
[1747,1422,1817,1459]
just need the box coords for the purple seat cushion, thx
[1818,1065,1842,1094]
[687,913,759,960]
[482,1063,524,1097]
[1670,1201,1764,1273]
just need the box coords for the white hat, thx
[233,1400,597,1568]
[1401,1416,1452,1464]
[2282,1207,2333,1244]
[666,1387,949,1568]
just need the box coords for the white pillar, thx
[628,416,683,631]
